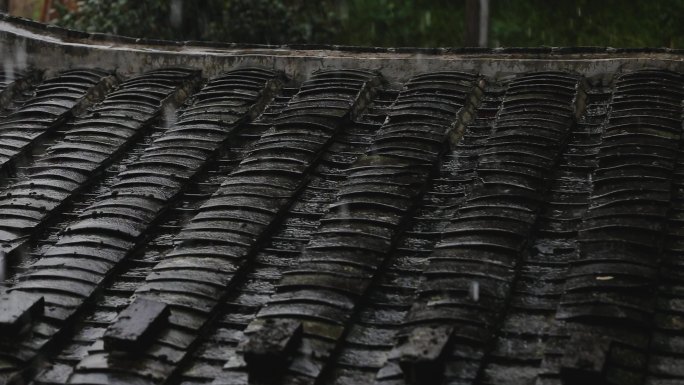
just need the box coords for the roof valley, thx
[230,72,484,385]
[0,69,198,275]
[0,69,116,184]
[646,132,684,384]
[382,71,584,385]
[549,70,684,385]
[63,70,382,385]
[0,68,272,384]
[479,79,611,384]
[325,82,505,385]
[182,89,396,385]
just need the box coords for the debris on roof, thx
[0,13,682,385]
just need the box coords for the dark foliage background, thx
[52,0,684,47]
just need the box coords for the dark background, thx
[39,0,684,48]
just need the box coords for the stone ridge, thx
[2,13,683,56]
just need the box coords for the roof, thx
[0,13,682,385]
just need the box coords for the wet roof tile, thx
[0,14,682,385]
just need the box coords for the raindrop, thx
[595,275,614,281]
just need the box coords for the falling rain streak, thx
[470,280,480,302]
[163,103,177,128]
[0,250,6,286]
[2,40,27,84]
[170,0,183,28]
